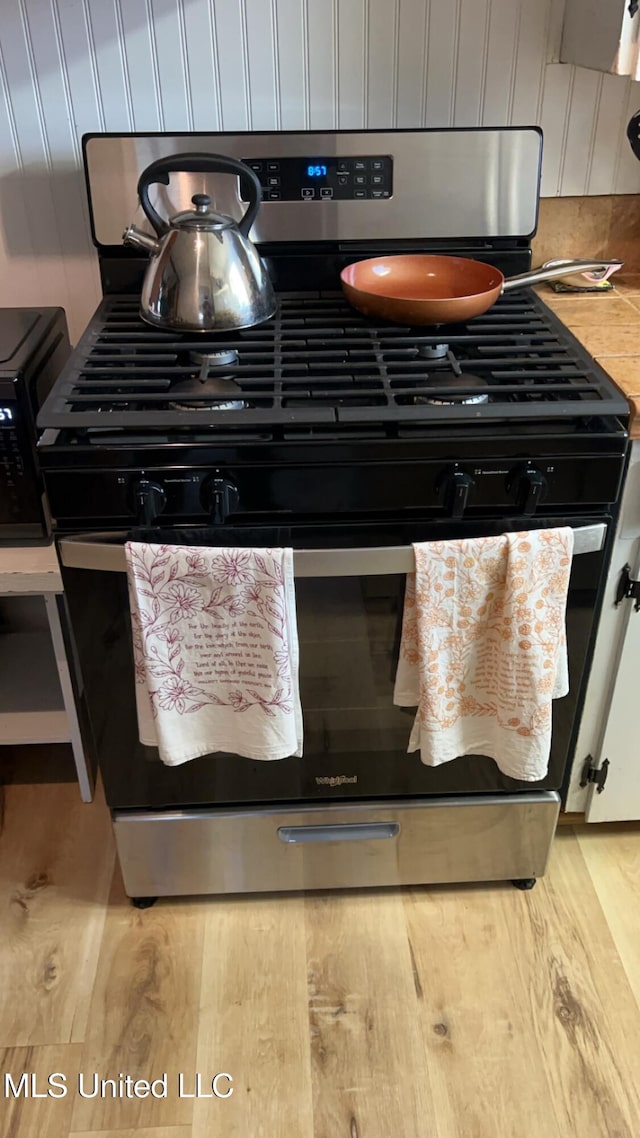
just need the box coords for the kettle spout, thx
[123,224,161,254]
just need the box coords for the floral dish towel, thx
[393,528,574,781]
[125,543,302,766]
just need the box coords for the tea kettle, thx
[123,152,276,333]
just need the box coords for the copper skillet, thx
[340,255,623,326]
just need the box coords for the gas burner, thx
[414,347,490,405]
[418,343,449,360]
[415,372,490,406]
[170,376,246,411]
[191,349,240,369]
[171,349,246,411]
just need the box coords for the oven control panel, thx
[43,452,626,529]
[240,155,393,202]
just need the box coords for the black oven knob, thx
[202,475,240,524]
[437,467,475,518]
[132,479,167,526]
[508,464,547,515]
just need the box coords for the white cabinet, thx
[0,543,94,802]
[566,441,640,819]
[561,0,640,77]
[587,544,640,820]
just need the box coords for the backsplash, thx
[532,196,640,272]
[1,0,640,341]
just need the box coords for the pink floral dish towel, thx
[125,544,302,766]
[393,528,574,781]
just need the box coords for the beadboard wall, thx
[1,0,640,342]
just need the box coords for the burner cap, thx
[415,372,490,406]
[170,375,245,411]
[190,349,240,369]
[418,343,449,360]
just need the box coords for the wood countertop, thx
[0,540,62,593]
[537,277,640,437]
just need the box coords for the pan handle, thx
[502,258,623,292]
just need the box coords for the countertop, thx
[0,541,62,593]
[537,276,640,437]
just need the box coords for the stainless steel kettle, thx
[123,152,276,333]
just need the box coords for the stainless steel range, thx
[37,128,629,904]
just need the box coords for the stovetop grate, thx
[38,290,629,434]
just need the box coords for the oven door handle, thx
[57,522,607,576]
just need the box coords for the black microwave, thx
[0,308,70,544]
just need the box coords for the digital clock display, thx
[240,154,392,201]
[0,406,14,423]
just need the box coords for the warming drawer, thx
[113,792,560,898]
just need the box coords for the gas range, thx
[37,127,628,531]
[37,282,628,531]
[35,127,631,900]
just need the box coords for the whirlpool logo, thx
[315,775,358,787]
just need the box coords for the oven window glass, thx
[297,575,412,758]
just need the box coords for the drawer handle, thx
[277,822,400,844]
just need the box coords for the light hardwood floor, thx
[1,779,640,1138]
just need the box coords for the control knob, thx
[437,466,475,519]
[202,475,240,524]
[131,479,167,527]
[507,464,547,516]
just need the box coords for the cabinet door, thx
[561,0,640,77]
[587,545,640,821]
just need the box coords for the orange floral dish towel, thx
[393,528,574,781]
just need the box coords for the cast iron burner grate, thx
[37,290,629,433]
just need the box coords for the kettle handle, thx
[137,152,262,238]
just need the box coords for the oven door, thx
[58,516,610,811]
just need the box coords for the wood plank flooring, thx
[1,780,639,1138]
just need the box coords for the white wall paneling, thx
[336,0,364,129]
[1,0,640,342]
[180,0,222,131]
[305,0,336,130]
[547,0,567,63]
[245,0,281,131]
[557,66,602,196]
[587,72,629,196]
[454,0,490,127]
[482,0,520,126]
[211,0,250,130]
[276,0,306,130]
[395,0,427,128]
[509,0,549,124]
[366,0,398,130]
[539,62,573,196]
[424,0,459,126]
